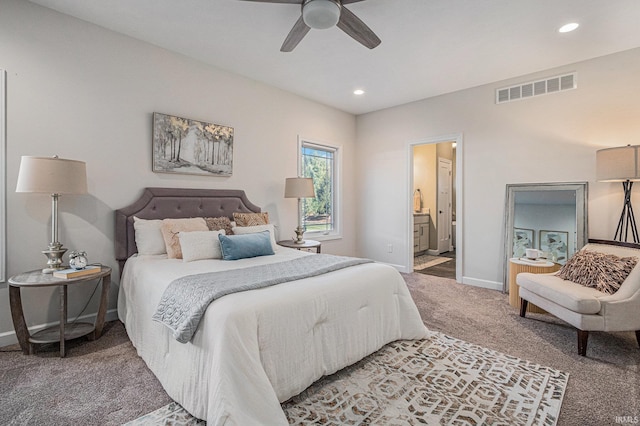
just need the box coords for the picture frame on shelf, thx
[539,230,569,264]
[513,228,534,258]
[152,112,233,177]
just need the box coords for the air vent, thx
[496,72,576,104]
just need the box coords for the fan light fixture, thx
[303,0,341,30]
[353,89,365,95]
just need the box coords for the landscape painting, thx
[152,112,233,176]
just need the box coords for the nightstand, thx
[8,266,112,357]
[277,239,321,253]
[508,259,560,314]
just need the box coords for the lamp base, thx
[614,180,639,243]
[42,246,67,274]
[294,226,305,244]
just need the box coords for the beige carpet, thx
[127,331,567,425]
[1,272,638,425]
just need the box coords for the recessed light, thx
[353,89,365,95]
[559,23,579,33]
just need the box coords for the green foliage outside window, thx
[301,144,335,232]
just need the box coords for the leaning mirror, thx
[503,182,588,292]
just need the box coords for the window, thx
[299,138,340,239]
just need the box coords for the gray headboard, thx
[115,187,261,272]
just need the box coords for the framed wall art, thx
[513,227,534,258]
[539,230,569,264]
[152,112,233,176]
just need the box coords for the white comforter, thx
[118,248,428,425]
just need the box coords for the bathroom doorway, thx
[409,135,461,281]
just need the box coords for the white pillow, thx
[179,230,225,262]
[232,223,278,251]
[133,216,166,255]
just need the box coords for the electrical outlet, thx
[387,244,393,253]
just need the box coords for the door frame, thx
[407,133,463,282]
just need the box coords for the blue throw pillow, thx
[218,230,275,260]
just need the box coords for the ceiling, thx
[28,0,640,115]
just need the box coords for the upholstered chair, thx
[516,239,640,356]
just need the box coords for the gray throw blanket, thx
[152,254,373,343]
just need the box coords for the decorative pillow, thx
[218,231,275,260]
[133,216,167,255]
[233,212,269,227]
[204,216,234,236]
[232,223,278,251]
[556,250,638,294]
[160,218,208,259]
[179,230,225,262]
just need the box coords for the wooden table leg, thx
[60,285,67,358]
[9,286,33,355]
[91,274,110,339]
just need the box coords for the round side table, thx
[8,266,112,357]
[508,258,560,314]
[277,239,321,253]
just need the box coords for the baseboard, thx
[0,308,120,348]
[461,276,503,291]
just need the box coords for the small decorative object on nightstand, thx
[8,266,111,357]
[277,239,321,253]
[68,250,88,270]
[284,177,315,244]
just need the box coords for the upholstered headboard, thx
[115,187,261,271]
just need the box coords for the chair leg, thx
[577,330,589,356]
[519,299,528,317]
[636,330,640,349]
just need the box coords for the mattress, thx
[117,247,428,425]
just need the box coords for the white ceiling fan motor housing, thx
[303,0,341,30]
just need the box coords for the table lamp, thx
[596,145,640,243]
[16,155,88,273]
[284,177,315,244]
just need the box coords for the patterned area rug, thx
[124,331,568,425]
[414,254,452,270]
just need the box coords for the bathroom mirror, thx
[503,182,588,292]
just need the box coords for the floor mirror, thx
[503,182,588,292]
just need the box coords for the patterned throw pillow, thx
[160,218,208,259]
[233,212,269,227]
[556,250,638,294]
[204,216,234,236]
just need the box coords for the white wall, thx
[355,47,640,289]
[0,0,357,343]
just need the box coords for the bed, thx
[115,187,428,425]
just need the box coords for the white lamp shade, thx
[284,177,315,198]
[16,156,88,194]
[596,145,640,182]
[303,0,341,30]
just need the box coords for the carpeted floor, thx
[1,273,638,425]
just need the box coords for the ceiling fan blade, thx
[337,6,381,49]
[281,16,311,52]
[237,0,302,3]
[341,0,367,3]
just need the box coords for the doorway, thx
[408,134,462,282]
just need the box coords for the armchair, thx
[517,239,640,356]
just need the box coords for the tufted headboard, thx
[115,187,261,272]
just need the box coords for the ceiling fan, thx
[239,0,381,52]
